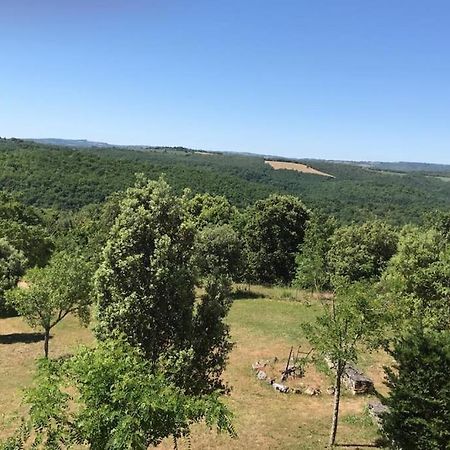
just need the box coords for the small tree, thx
[6,251,92,357]
[382,330,450,450]
[303,283,383,447]
[1,337,235,450]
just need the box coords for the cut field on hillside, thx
[0,287,387,449]
[265,160,335,178]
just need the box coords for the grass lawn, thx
[0,286,386,449]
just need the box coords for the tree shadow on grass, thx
[336,437,386,448]
[231,289,266,300]
[335,445,379,448]
[0,332,52,345]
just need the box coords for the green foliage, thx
[1,338,234,450]
[0,191,53,268]
[95,176,197,362]
[295,214,336,291]
[195,224,244,281]
[382,226,450,332]
[244,194,310,284]
[304,283,383,368]
[328,220,398,286]
[0,238,26,316]
[95,176,233,395]
[303,282,385,446]
[424,210,450,241]
[6,250,93,357]
[188,276,234,394]
[3,139,450,225]
[186,192,239,228]
[382,330,450,450]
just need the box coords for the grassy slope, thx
[0,287,386,449]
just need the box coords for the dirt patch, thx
[265,160,334,178]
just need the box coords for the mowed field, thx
[265,160,335,178]
[0,287,387,449]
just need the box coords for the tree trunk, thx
[329,365,343,447]
[44,328,50,358]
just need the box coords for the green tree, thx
[95,176,197,362]
[0,191,53,268]
[6,251,92,357]
[294,214,336,291]
[303,283,384,447]
[1,337,234,450]
[424,210,450,241]
[0,238,26,316]
[188,275,234,394]
[185,192,238,228]
[328,220,398,286]
[382,330,450,450]
[382,226,450,331]
[95,176,233,395]
[195,224,244,281]
[244,194,310,284]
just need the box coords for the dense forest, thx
[2,138,450,224]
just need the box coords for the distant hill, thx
[25,138,115,148]
[327,160,450,174]
[25,138,450,174]
[2,138,450,225]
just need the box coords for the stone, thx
[304,386,321,396]
[257,370,267,380]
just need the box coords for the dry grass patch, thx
[0,288,385,449]
[265,160,334,178]
[0,315,94,439]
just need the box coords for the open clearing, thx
[0,286,386,449]
[265,160,335,178]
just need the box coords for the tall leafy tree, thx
[382,226,450,331]
[244,194,309,284]
[6,251,92,357]
[328,220,398,287]
[95,176,233,395]
[382,330,450,450]
[294,214,336,291]
[185,192,238,229]
[0,191,53,268]
[95,176,197,362]
[303,283,384,447]
[195,224,244,282]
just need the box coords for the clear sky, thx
[1,0,450,163]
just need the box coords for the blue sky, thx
[1,0,450,163]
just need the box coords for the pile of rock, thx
[251,360,324,396]
[368,401,389,428]
[325,358,374,395]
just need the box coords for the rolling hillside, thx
[1,138,450,224]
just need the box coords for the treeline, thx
[2,138,450,224]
